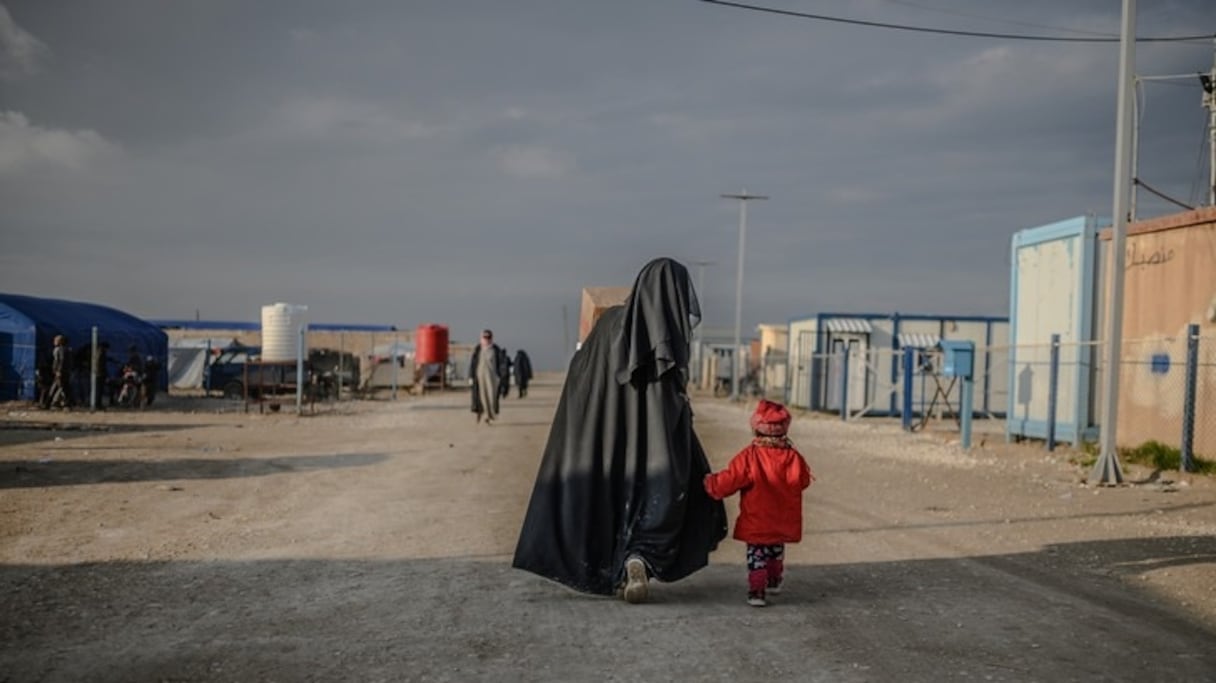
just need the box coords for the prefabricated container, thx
[785,312,1007,417]
[1007,215,1106,445]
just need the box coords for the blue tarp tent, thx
[0,293,168,401]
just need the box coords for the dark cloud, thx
[1,0,1213,367]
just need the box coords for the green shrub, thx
[1118,440,1215,475]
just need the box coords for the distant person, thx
[498,346,512,399]
[513,257,727,603]
[469,329,502,424]
[513,349,533,398]
[92,341,113,408]
[142,355,161,407]
[47,335,72,409]
[704,399,815,607]
[125,345,144,376]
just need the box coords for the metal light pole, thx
[721,190,768,402]
[1203,44,1216,205]
[1092,0,1136,486]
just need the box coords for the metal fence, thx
[787,328,1214,466]
[787,345,1007,421]
[1106,330,1214,466]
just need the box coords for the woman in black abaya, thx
[512,257,726,602]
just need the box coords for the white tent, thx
[168,338,227,389]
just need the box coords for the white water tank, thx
[261,303,309,361]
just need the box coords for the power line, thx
[874,0,1116,38]
[1134,177,1195,211]
[701,0,1215,43]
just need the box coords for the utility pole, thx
[1092,0,1136,486]
[1202,39,1216,205]
[720,190,768,402]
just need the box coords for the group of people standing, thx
[38,336,159,410]
[468,329,532,424]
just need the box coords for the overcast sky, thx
[2,1,1213,369]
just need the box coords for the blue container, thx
[1007,215,1107,445]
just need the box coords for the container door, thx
[826,338,845,410]
[793,330,815,408]
[847,338,868,412]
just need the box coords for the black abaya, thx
[512,258,726,595]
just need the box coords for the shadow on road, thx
[1,536,1214,681]
[0,421,204,448]
[0,452,389,489]
[812,499,1216,536]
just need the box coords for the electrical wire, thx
[874,0,1116,38]
[1134,178,1195,210]
[701,0,1216,43]
[1145,79,1208,88]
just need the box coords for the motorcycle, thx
[116,366,144,408]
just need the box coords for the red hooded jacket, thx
[704,437,814,544]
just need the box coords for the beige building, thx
[578,287,631,345]
[1102,207,1216,455]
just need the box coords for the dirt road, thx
[3,378,1215,682]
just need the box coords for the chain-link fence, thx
[1196,335,1216,464]
[998,329,1212,466]
[787,345,1007,421]
[1117,335,1188,448]
[787,331,1213,466]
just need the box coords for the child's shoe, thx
[746,590,767,607]
[767,576,784,595]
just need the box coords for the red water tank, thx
[415,324,449,365]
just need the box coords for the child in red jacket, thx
[704,399,814,606]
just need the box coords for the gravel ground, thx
[2,377,1214,682]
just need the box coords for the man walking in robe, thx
[469,329,502,424]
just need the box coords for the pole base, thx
[1088,450,1125,486]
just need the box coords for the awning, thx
[825,318,873,334]
[897,333,941,349]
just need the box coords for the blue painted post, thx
[960,376,974,449]
[1181,324,1199,473]
[1046,334,1060,452]
[902,346,915,431]
[840,349,850,422]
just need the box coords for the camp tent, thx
[0,293,168,401]
[167,338,233,390]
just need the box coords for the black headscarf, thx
[615,258,701,385]
[512,257,726,595]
